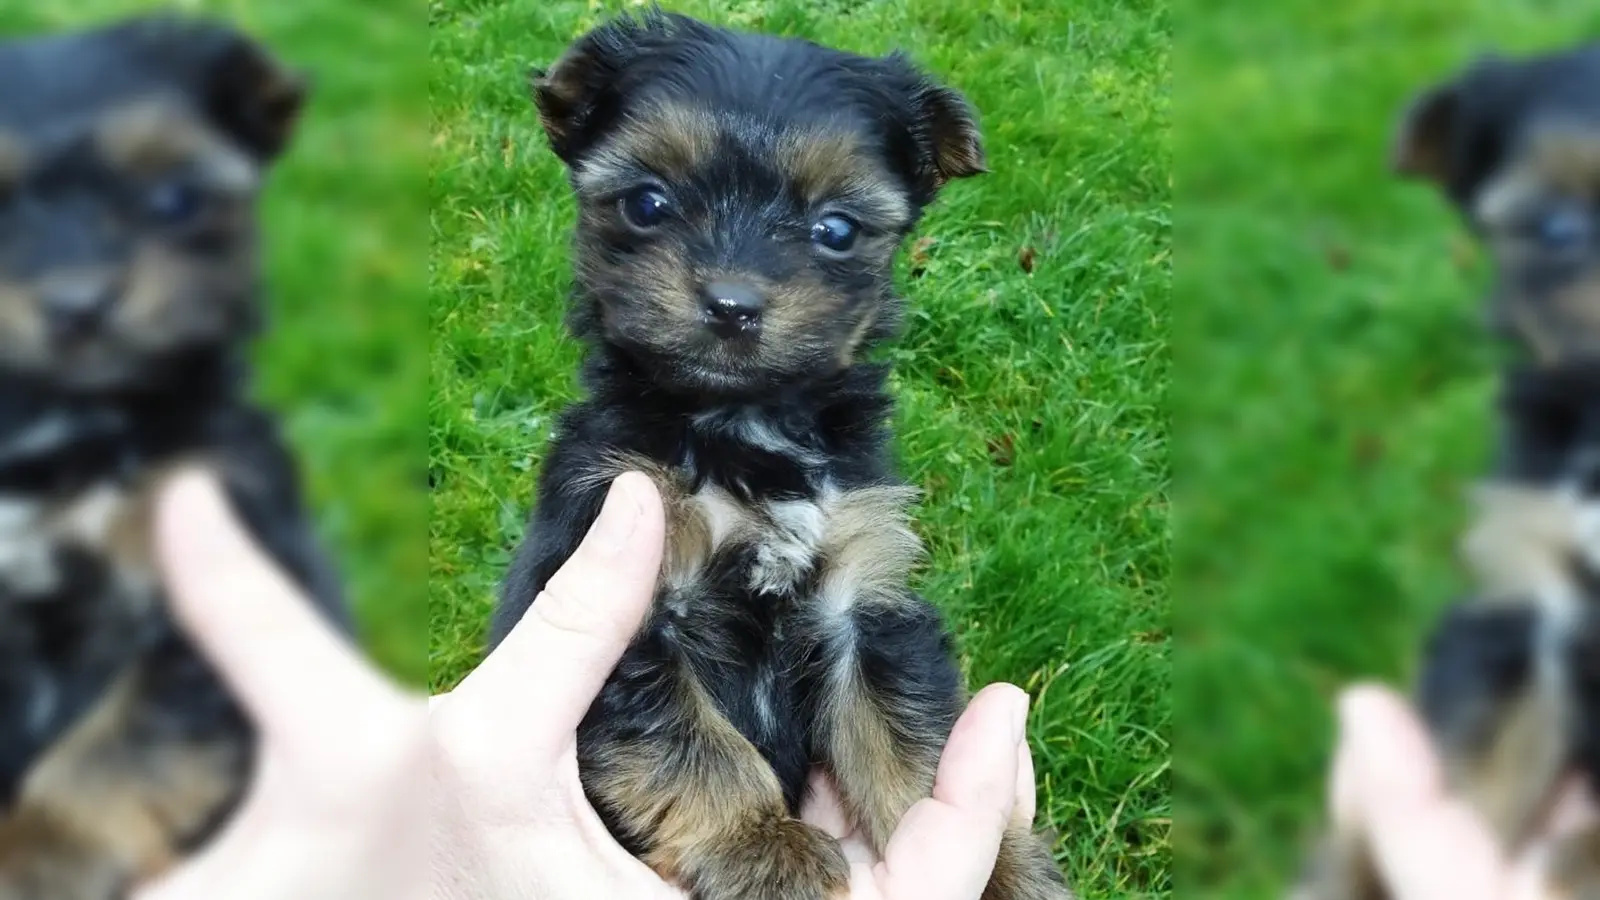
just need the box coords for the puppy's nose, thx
[701,280,764,339]
[40,272,120,342]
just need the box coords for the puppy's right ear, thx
[531,13,671,164]
[1391,80,1460,186]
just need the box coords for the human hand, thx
[428,470,1043,900]
[133,470,429,900]
[1327,683,1598,900]
[799,683,1041,900]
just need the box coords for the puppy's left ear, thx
[127,17,307,162]
[200,33,308,162]
[885,53,988,194]
[1392,80,1461,186]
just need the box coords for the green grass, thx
[429,0,1170,894]
[1175,1,1600,895]
[0,0,430,684]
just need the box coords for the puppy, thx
[491,11,1072,900]
[1391,40,1600,363]
[0,17,344,898]
[1292,363,1600,900]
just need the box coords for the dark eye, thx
[145,181,204,226]
[810,214,859,254]
[1534,205,1593,251]
[620,187,672,231]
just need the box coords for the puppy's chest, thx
[650,475,925,632]
[0,472,168,790]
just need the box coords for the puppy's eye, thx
[810,214,859,255]
[1533,205,1593,251]
[620,187,672,231]
[145,181,205,226]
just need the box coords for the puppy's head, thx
[0,16,305,391]
[531,11,984,397]
[1393,42,1600,361]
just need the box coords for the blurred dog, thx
[491,11,1072,900]
[1391,40,1600,362]
[1293,362,1600,900]
[0,17,344,898]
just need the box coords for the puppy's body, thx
[0,19,343,898]
[493,12,1071,900]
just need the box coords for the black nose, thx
[40,273,119,342]
[701,280,764,339]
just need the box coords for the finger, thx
[441,472,664,758]
[878,683,1027,900]
[155,469,391,741]
[800,771,877,868]
[1336,684,1507,900]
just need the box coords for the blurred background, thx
[1176,0,1599,895]
[429,0,1169,893]
[0,0,429,684]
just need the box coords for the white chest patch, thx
[0,483,136,596]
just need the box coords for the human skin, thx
[428,471,1049,900]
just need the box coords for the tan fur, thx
[984,827,1079,900]
[818,657,936,853]
[1442,684,1569,847]
[95,98,259,193]
[0,672,243,896]
[1549,825,1600,899]
[1461,483,1590,599]
[585,664,849,899]
[576,105,719,193]
[814,485,925,617]
[778,130,913,227]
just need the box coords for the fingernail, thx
[592,473,644,554]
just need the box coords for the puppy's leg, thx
[813,597,1073,900]
[581,655,848,900]
[1418,601,1564,848]
[0,667,248,900]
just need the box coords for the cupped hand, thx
[428,471,1046,900]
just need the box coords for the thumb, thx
[1335,684,1507,900]
[441,472,664,763]
[155,468,380,742]
[879,683,1028,899]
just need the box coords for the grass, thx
[0,0,430,684]
[429,0,1170,894]
[1175,0,1600,895]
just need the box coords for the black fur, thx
[0,16,341,894]
[493,12,1067,900]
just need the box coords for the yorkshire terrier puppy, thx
[1292,362,1600,900]
[491,11,1072,900]
[1390,40,1600,363]
[1294,41,1600,899]
[0,17,344,898]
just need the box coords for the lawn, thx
[1,0,430,684]
[1175,0,1600,895]
[429,0,1171,895]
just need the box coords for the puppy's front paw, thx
[983,826,1076,900]
[661,815,850,900]
[0,817,127,900]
